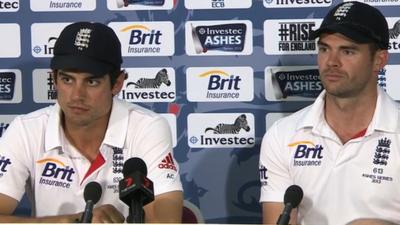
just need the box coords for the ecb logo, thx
[211,0,224,8]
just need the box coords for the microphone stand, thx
[80,200,94,223]
[127,195,145,223]
[276,203,293,225]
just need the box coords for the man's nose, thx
[71,83,87,100]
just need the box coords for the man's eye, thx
[343,49,355,55]
[88,80,100,86]
[318,46,327,52]
[61,77,72,83]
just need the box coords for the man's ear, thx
[373,50,388,73]
[111,70,127,96]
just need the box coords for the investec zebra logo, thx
[37,158,75,188]
[386,18,400,53]
[186,67,253,102]
[264,19,321,55]
[188,113,255,148]
[109,21,174,56]
[31,23,69,57]
[119,67,175,102]
[185,20,253,56]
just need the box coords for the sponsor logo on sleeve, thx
[0,115,16,138]
[188,113,255,148]
[158,153,177,171]
[186,20,252,56]
[259,165,268,186]
[109,22,174,56]
[0,155,12,177]
[37,158,75,188]
[186,67,254,102]
[0,122,9,138]
[118,67,176,102]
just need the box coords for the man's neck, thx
[324,91,377,144]
[62,116,110,162]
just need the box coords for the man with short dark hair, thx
[259,2,399,225]
[0,22,183,223]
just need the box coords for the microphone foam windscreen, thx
[122,157,148,177]
[84,181,102,204]
[283,185,303,208]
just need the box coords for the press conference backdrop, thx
[1,0,400,223]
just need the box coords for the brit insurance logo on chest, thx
[290,140,324,167]
[36,158,76,189]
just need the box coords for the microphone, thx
[119,157,154,223]
[80,181,102,223]
[276,185,303,225]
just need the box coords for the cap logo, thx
[333,2,353,21]
[74,28,92,51]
